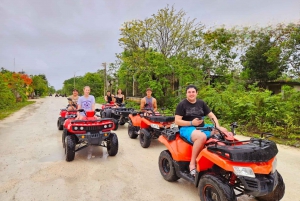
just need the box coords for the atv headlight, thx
[80,126,84,130]
[233,166,255,178]
[150,124,160,129]
[74,126,78,130]
[104,125,107,128]
[108,124,112,128]
[271,157,277,173]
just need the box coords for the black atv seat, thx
[145,116,175,123]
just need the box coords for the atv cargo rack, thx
[70,118,113,123]
[207,139,278,162]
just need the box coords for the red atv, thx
[158,122,285,201]
[128,108,175,148]
[57,98,77,130]
[62,109,118,162]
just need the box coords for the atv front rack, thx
[207,138,278,162]
[145,116,175,123]
[70,118,114,123]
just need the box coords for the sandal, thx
[190,168,196,177]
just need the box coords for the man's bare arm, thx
[140,98,145,111]
[207,112,220,128]
[153,98,158,111]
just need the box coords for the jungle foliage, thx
[58,6,300,144]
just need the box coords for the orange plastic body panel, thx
[129,114,142,127]
[196,149,275,174]
[140,117,174,129]
[159,134,275,175]
[158,135,192,161]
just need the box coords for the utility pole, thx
[102,62,107,96]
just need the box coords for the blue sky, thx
[1,0,299,90]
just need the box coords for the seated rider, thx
[115,88,125,106]
[175,85,228,177]
[67,89,79,110]
[140,88,158,115]
[104,90,114,104]
[76,86,96,120]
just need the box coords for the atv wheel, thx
[57,117,63,130]
[119,118,126,125]
[128,124,138,139]
[256,171,285,201]
[65,135,76,162]
[158,150,180,182]
[199,173,237,201]
[62,129,67,148]
[107,133,118,156]
[139,129,151,148]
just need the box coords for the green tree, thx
[0,73,15,109]
[241,35,285,85]
[31,75,48,96]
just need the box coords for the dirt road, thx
[0,97,299,201]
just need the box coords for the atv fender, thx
[158,135,192,162]
[128,114,142,127]
[196,149,275,174]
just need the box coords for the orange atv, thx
[158,122,285,201]
[128,108,175,148]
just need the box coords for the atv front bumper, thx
[75,131,111,146]
[239,171,278,197]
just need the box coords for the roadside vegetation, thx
[0,101,35,120]
[0,67,55,120]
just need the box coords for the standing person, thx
[104,90,114,104]
[175,85,229,177]
[115,88,125,106]
[67,89,79,110]
[76,86,95,120]
[140,88,158,112]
